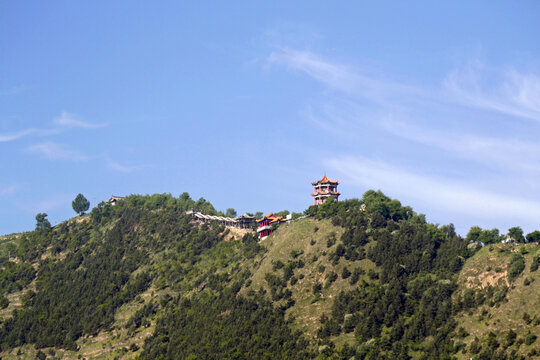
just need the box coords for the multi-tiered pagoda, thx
[312,174,340,205]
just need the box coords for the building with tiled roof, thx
[256,212,286,240]
[186,210,255,229]
[312,174,340,205]
[108,195,125,205]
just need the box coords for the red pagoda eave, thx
[311,174,339,186]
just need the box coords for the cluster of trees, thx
[466,225,540,244]
[140,288,312,359]
[308,192,471,358]
[306,190,540,359]
[0,217,151,350]
[1,192,274,355]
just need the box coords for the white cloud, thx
[105,157,145,173]
[54,111,108,129]
[0,128,37,142]
[267,48,357,93]
[326,157,540,228]
[443,62,540,122]
[266,48,424,105]
[268,47,540,123]
[381,117,540,173]
[26,142,89,161]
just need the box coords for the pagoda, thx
[312,174,340,205]
[256,213,286,240]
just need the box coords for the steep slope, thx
[245,217,376,344]
[452,243,540,359]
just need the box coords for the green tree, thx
[225,208,237,218]
[35,213,51,231]
[72,193,90,215]
[526,230,540,243]
[466,226,483,242]
[475,228,502,244]
[507,226,525,243]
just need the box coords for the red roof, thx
[256,212,286,224]
[311,174,339,185]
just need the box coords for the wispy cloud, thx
[326,157,540,229]
[0,185,19,197]
[54,111,108,129]
[267,47,426,106]
[443,61,540,122]
[381,117,540,173]
[26,142,89,161]
[105,157,145,173]
[267,48,357,93]
[0,110,101,144]
[268,47,540,124]
[0,128,37,142]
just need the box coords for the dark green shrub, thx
[508,254,525,281]
[524,332,537,345]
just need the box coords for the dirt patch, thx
[465,270,509,289]
[222,227,254,242]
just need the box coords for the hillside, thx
[0,192,539,359]
[452,243,540,359]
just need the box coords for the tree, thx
[72,193,90,215]
[526,230,540,243]
[35,213,51,231]
[466,226,483,243]
[225,208,237,218]
[507,226,525,243]
[478,228,502,244]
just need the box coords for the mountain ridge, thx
[0,192,538,359]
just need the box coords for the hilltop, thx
[0,192,539,359]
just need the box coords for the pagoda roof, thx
[108,195,124,202]
[311,174,339,185]
[256,212,286,224]
[312,190,340,196]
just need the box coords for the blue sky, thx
[1,1,540,235]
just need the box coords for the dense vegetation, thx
[140,289,311,359]
[0,190,538,359]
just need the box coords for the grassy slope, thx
[453,243,540,359]
[245,218,376,347]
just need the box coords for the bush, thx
[508,254,525,281]
[530,255,540,272]
[341,267,351,279]
[524,332,537,345]
[0,295,8,309]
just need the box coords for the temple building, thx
[108,195,124,205]
[235,214,256,229]
[186,210,255,229]
[256,213,286,240]
[312,174,340,205]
